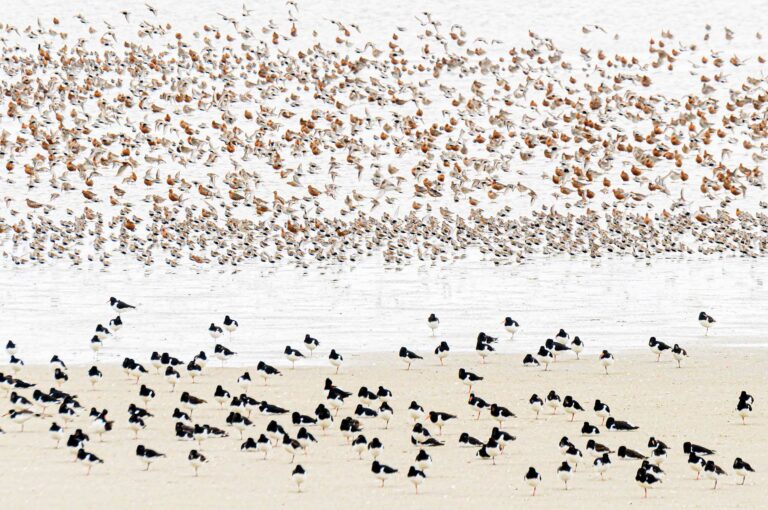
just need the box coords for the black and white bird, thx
[642,460,666,481]
[736,399,753,424]
[399,347,422,370]
[563,396,584,421]
[698,311,715,335]
[599,350,614,374]
[208,323,223,339]
[555,328,570,343]
[546,390,562,414]
[415,448,432,471]
[214,344,236,366]
[523,354,540,367]
[372,461,398,487]
[368,437,383,459]
[581,422,600,435]
[557,461,573,489]
[284,345,304,369]
[733,457,755,485]
[672,344,688,368]
[606,417,638,431]
[459,432,484,447]
[545,338,572,361]
[139,384,156,407]
[213,385,231,408]
[477,438,501,464]
[570,336,584,359]
[428,411,456,435]
[379,402,394,428]
[186,360,202,383]
[427,313,439,335]
[503,317,519,338]
[490,403,515,428]
[94,324,111,341]
[282,435,300,462]
[6,409,38,431]
[352,434,368,458]
[256,361,282,384]
[704,460,727,489]
[468,393,489,420]
[618,445,647,460]
[593,453,612,479]
[77,448,104,475]
[180,392,206,415]
[529,394,544,418]
[586,439,613,458]
[536,346,554,370]
[303,334,319,357]
[636,467,662,498]
[49,422,65,447]
[89,336,103,359]
[109,297,135,314]
[329,349,343,373]
[53,368,68,387]
[408,401,425,422]
[475,337,495,363]
[648,337,671,361]
[237,372,252,392]
[136,445,165,471]
[109,316,123,333]
[188,449,207,476]
[6,340,17,356]
[50,355,67,371]
[292,464,307,492]
[408,466,426,493]
[565,445,583,468]
[223,315,239,336]
[594,399,611,424]
[165,366,181,390]
[458,368,482,392]
[434,341,449,365]
[688,452,706,479]
[355,404,378,420]
[683,441,715,456]
[650,445,668,467]
[525,467,542,496]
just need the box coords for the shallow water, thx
[2,254,766,365]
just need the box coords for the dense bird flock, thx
[0,301,757,497]
[0,6,767,267]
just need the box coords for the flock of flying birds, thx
[0,6,768,268]
[0,298,756,497]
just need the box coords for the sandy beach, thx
[1,348,764,509]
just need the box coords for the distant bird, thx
[329,349,343,373]
[636,467,662,498]
[529,394,544,418]
[257,361,282,384]
[434,341,450,365]
[648,337,670,361]
[303,334,319,357]
[563,396,584,421]
[698,312,715,335]
[599,350,614,374]
[490,403,515,428]
[503,317,519,338]
[428,411,456,435]
[223,315,239,336]
[77,448,104,475]
[136,445,165,471]
[736,400,752,424]
[284,345,304,369]
[546,390,562,414]
[407,466,426,493]
[188,449,207,476]
[704,460,727,489]
[557,461,573,489]
[535,346,553,370]
[372,460,398,487]
[733,457,755,485]
[214,344,236,366]
[594,399,611,424]
[618,445,647,460]
[545,338,572,360]
[522,354,540,367]
[6,340,17,356]
[109,297,135,314]
[408,401,425,422]
[688,452,706,479]
[458,368,482,392]
[399,347,422,370]
[109,316,123,332]
[49,422,65,447]
[292,464,307,492]
[672,344,688,368]
[427,313,439,335]
[477,438,501,464]
[208,323,223,340]
[525,467,542,496]
[606,417,638,431]
[570,337,584,359]
[683,441,715,456]
[593,453,612,479]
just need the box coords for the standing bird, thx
[371,461,398,487]
[399,347,422,370]
[458,368,483,393]
[136,445,165,471]
[557,461,573,490]
[292,465,307,492]
[77,449,104,475]
[223,316,238,338]
[733,457,755,485]
[599,350,614,374]
[648,337,670,361]
[208,323,223,340]
[408,466,426,493]
[284,346,304,369]
[303,335,319,357]
[503,317,519,338]
[434,341,450,365]
[570,337,584,359]
[593,453,612,480]
[188,449,207,476]
[109,297,135,314]
[525,467,542,496]
[536,346,554,370]
[672,344,688,368]
[636,467,662,498]
[427,314,439,336]
[329,349,343,374]
[704,460,727,489]
[698,312,715,335]
[563,396,585,421]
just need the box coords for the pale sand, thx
[1,348,765,509]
